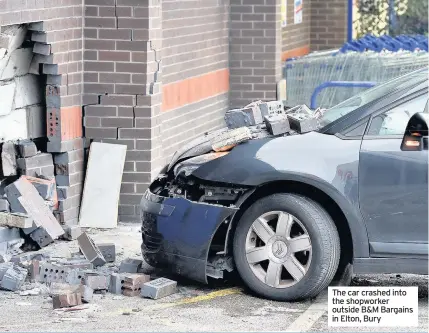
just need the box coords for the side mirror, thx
[401,112,428,151]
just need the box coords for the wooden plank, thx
[79,142,127,228]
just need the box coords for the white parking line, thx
[285,290,328,332]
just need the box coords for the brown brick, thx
[84,61,114,72]
[116,62,147,74]
[99,73,131,83]
[84,106,117,117]
[99,29,132,40]
[85,17,116,28]
[99,6,116,17]
[101,117,134,128]
[85,127,117,139]
[101,95,136,106]
[115,84,147,95]
[99,51,130,62]
[118,129,149,139]
[116,41,149,51]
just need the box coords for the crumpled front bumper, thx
[140,189,237,283]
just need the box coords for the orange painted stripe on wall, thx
[162,68,229,112]
[281,45,310,61]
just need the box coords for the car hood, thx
[167,125,276,172]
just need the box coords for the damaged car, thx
[140,68,428,301]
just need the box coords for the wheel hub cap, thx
[272,240,288,259]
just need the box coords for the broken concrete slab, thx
[0,82,16,117]
[0,212,33,228]
[0,265,27,291]
[5,176,64,239]
[1,141,17,176]
[77,232,106,267]
[119,258,142,273]
[79,142,127,229]
[96,243,115,263]
[24,175,56,201]
[211,127,252,152]
[141,278,177,300]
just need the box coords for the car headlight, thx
[173,152,229,177]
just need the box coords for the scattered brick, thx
[109,273,124,294]
[52,292,82,309]
[62,225,82,240]
[121,273,150,296]
[81,285,93,303]
[141,278,178,300]
[0,212,33,228]
[0,265,28,291]
[29,227,54,248]
[84,272,109,291]
[77,232,106,267]
[96,243,115,263]
[119,258,142,273]
[17,140,38,157]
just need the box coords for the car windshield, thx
[317,69,428,128]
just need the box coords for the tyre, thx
[233,193,340,301]
[140,246,156,274]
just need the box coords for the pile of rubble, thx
[0,229,177,309]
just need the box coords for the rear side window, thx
[366,94,428,136]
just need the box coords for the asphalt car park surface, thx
[0,224,426,332]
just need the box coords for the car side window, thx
[366,94,428,136]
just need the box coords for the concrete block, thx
[28,22,44,32]
[141,278,177,300]
[4,177,64,239]
[57,184,82,201]
[31,32,48,43]
[0,25,27,53]
[29,54,53,75]
[39,262,88,284]
[259,100,284,117]
[109,273,124,294]
[42,64,57,75]
[0,105,45,142]
[55,160,84,176]
[0,199,9,212]
[46,74,61,85]
[17,140,38,158]
[0,265,27,291]
[84,272,109,290]
[0,227,20,243]
[0,82,16,117]
[1,141,17,176]
[30,227,54,248]
[96,243,115,263]
[62,225,82,240]
[58,195,81,211]
[0,262,13,279]
[14,75,43,109]
[0,212,32,228]
[1,48,33,80]
[52,292,82,309]
[77,232,106,267]
[119,258,142,273]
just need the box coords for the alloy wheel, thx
[245,211,312,288]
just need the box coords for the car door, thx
[358,92,428,258]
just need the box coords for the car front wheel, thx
[233,193,340,301]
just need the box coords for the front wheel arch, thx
[221,180,355,279]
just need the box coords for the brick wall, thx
[310,0,348,51]
[0,0,84,139]
[0,0,85,226]
[160,0,230,160]
[281,0,310,60]
[82,0,162,222]
[229,0,282,108]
